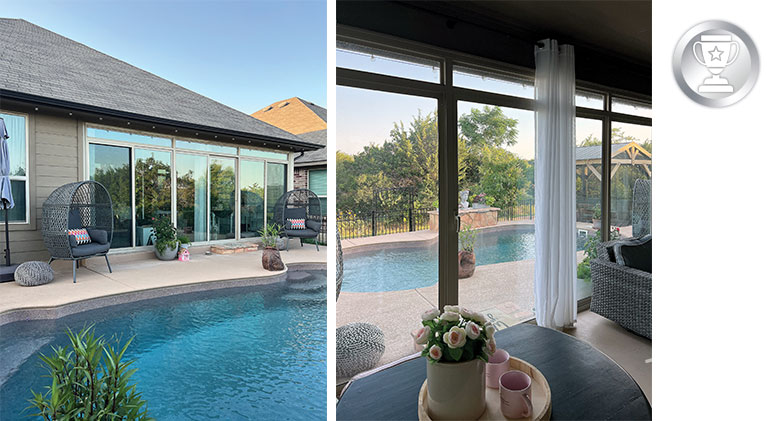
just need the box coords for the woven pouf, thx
[14,261,55,286]
[337,322,385,378]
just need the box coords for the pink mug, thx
[486,348,510,389]
[499,370,533,419]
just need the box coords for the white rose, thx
[460,307,476,320]
[414,326,431,345]
[471,311,487,324]
[484,338,497,355]
[421,308,440,321]
[428,344,443,361]
[443,305,460,314]
[440,311,460,322]
[443,326,467,348]
[484,323,496,339]
[465,321,481,340]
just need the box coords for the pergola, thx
[576,142,652,181]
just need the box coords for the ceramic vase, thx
[426,358,486,420]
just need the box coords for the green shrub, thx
[458,224,477,252]
[27,325,152,420]
[258,223,281,249]
[151,217,178,253]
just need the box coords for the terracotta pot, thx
[426,358,486,420]
[262,247,284,271]
[458,250,476,279]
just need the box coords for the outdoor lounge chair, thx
[42,181,114,283]
[273,188,323,251]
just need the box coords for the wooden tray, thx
[418,357,551,420]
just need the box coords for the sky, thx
[336,47,652,159]
[2,0,326,114]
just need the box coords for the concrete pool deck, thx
[0,244,326,325]
[336,222,589,383]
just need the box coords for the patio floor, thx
[0,243,326,322]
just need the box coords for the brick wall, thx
[294,168,308,190]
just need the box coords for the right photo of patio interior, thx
[335,1,651,420]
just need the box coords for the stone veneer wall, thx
[428,207,500,231]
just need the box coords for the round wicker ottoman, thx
[14,261,55,286]
[337,322,385,378]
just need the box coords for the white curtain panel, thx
[533,39,577,329]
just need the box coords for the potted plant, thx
[177,234,191,250]
[414,306,495,420]
[152,217,179,261]
[259,223,284,271]
[592,204,602,229]
[458,224,477,278]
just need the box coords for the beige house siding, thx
[3,111,81,264]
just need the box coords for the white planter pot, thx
[426,358,486,420]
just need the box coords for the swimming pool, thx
[341,226,585,292]
[0,270,326,420]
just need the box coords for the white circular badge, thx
[673,20,759,107]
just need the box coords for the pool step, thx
[286,279,326,293]
[286,271,315,283]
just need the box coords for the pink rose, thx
[465,321,481,340]
[414,326,431,345]
[443,326,467,348]
[428,344,442,361]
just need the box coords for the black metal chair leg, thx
[48,257,53,265]
[105,255,112,273]
[315,238,319,251]
[72,260,77,283]
[76,260,79,268]
[286,237,289,252]
[300,238,304,248]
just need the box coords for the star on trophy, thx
[693,34,739,93]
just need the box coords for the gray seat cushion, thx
[337,322,385,378]
[14,261,55,286]
[71,242,110,257]
[286,228,318,238]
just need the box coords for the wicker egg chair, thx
[272,188,323,251]
[42,181,114,283]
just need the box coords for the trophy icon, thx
[693,34,739,93]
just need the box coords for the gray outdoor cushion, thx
[337,322,385,378]
[305,220,321,232]
[71,242,110,257]
[87,228,108,245]
[14,261,54,286]
[614,234,652,273]
[286,228,318,238]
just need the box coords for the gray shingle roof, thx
[296,129,326,164]
[300,99,327,123]
[0,18,312,147]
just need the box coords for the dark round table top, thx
[337,323,651,420]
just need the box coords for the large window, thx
[87,127,291,248]
[1,112,28,223]
[336,32,651,379]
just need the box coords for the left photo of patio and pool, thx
[0,1,327,420]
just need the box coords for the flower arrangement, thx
[415,306,496,363]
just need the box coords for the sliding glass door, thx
[176,153,208,242]
[135,149,172,246]
[88,144,132,248]
[266,162,287,227]
[209,157,236,240]
[240,160,265,238]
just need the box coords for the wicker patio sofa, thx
[590,239,652,339]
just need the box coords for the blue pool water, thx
[342,226,585,292]
[0,271,326,420]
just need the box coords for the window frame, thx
[336,25,651,312]
[84,124,291,251]
[0,109,31,226]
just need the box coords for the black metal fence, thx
[338,208,433,240]
[496,200,535,222]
